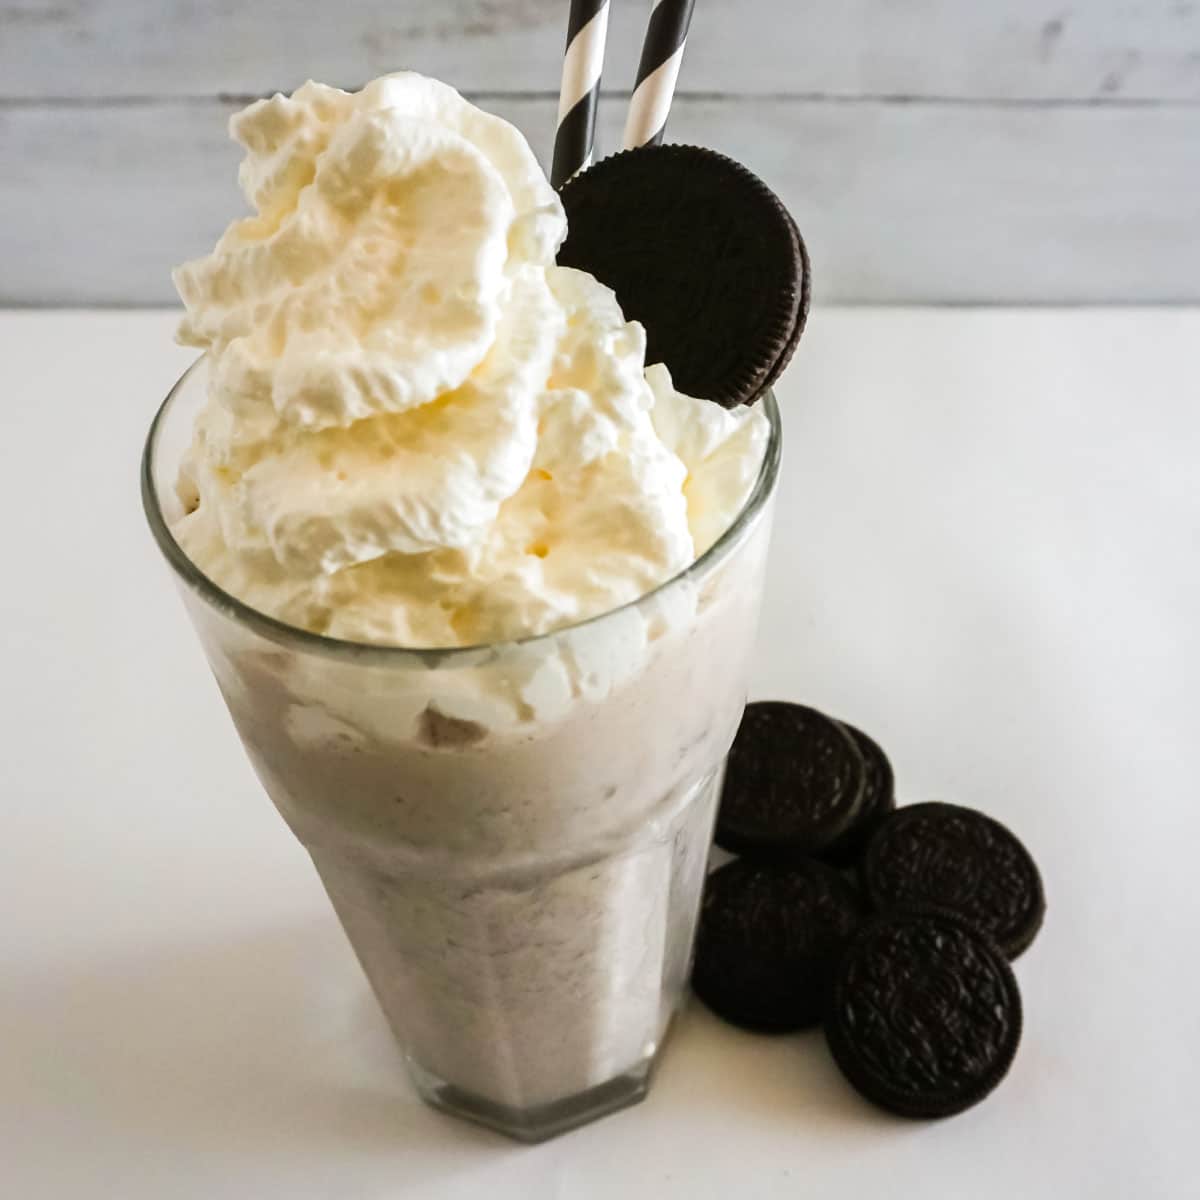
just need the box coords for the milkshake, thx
[143,74,780,1140]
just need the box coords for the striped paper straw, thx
[551,0,610,188]
[623,0,697,149]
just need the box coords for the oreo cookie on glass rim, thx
[861,801,1045,959]
[691,857,865,1032]
[825,908,1023,1119]
[557,144,810,409]
[715,702,868,859]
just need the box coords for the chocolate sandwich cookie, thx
[818,722,896,869]
[825,910,1022,1118]
[557,144,810,408]
[861,802,1045,959]
[715,702,867,859]
[692,858,865,1032]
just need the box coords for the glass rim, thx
[141,356,783,664]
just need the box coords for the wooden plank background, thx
[2,0,1199,304]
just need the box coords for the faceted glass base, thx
[407,1056,652,1143]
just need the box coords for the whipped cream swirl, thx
[172,73,768,647]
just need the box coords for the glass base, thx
[407,1057,652,1143]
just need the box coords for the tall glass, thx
[142,360,781,1141]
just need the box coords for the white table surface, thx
[2,309,1197,1198]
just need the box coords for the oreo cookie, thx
[819,722,896,868]
[715,702,867,859]
[692,858,865,1031]
[825,910,1022,1118]
[861,802,1045,959]
[557,144,809,408]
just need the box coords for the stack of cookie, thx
[696,702,1045,1118]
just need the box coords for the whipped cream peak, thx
[172,73,768,648]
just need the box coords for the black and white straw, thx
[551,0,610,188]
[623,0,697,149]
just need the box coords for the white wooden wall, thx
[2,1,1199,304]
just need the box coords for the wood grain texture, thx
[4,0,1199,303]
[3,0,1200,100]
[3,96,1196,305]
